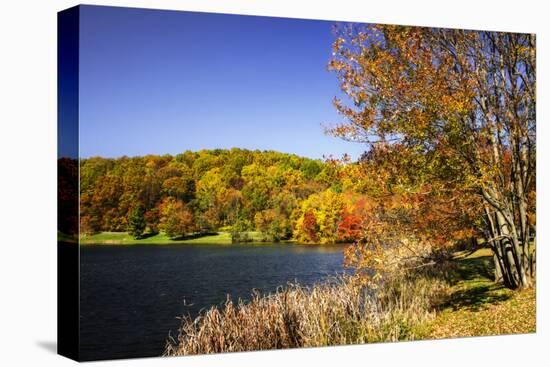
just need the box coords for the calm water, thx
[79,243,346,361]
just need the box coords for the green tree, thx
[127,204,146,239]
[230,217,252,243]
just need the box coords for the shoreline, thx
[74,231,339,246]
[165,248,536,356]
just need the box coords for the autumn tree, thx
[255,209,292,241]
[241,163,273,214]
[144,208,160,234]
[293,190,344,244]
[195,168,226,230]
[342,144,482,286]
[329,25,535,288]
[159,197,196,239]
[296,210,319,243]
[80,193,102,235]
[161,163,195,202]
[337,195,369,243]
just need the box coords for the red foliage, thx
[337,211,362,242]
[302,210,319,243]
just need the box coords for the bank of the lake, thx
[165,248,536,356]
[77,238,535,361]
[79,231,276,245]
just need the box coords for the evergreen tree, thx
[128,204,146,239]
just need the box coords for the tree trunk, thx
[485,204,532,289]
[495,209,531,289]
[493,253,503,283]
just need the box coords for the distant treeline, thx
[70,148,368,243]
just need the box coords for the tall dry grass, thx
[164,271,449,356]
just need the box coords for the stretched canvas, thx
[58,4,536,362]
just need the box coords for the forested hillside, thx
[77,148,367,243]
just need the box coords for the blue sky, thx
[79,5,365,160]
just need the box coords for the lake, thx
[79,243,347,361]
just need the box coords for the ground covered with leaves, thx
[420,248,536,339]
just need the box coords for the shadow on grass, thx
[450,254,494,283]
[440,252,512,311]
[137,232,159,240]
[170,232,219,241]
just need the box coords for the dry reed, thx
[164,270,449,356]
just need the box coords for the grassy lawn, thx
[79,231,268,245]
[417,248,536,339]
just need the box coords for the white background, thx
[0,0,547,366]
